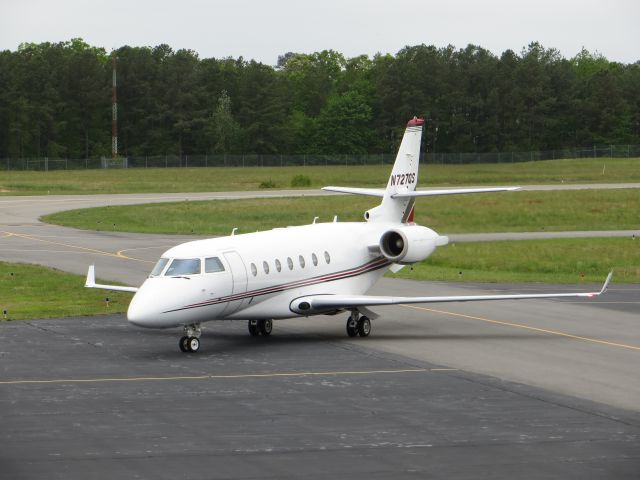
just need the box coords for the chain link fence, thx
[2,145,639,171]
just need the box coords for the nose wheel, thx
[179,324,202,353]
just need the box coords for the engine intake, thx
[379,226,444,264]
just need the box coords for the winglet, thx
[600,271,613,295]
[85,265,96,288]
[84,265,139,293]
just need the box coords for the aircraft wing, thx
[290,272,612,314]
[85,265,139,293]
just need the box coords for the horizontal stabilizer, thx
[85,265,139,293]
[322,186,519,199]
[322,186,385,197]
[290,272,612,314]
[391,187,520,198]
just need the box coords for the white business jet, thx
[86,117,611,352]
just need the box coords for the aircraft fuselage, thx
[127,221,437,328]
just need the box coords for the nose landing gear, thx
[179,323,202,353]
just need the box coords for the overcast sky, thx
[2,0,638,64]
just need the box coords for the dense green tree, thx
[314,90,374,154]
[207,90,241,153]
[0,39,638,159]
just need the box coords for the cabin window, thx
[299,255,306,268]
[324,251,330,264]
[312,253,318,266]
[287,257,294,270]
[150,258,169,277]
[263,261,270,274]
[275,259,282,272]
[165,258,201,276]
[251,263,257,276]
[205,257,225,273]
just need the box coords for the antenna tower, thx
[111,56,118,158]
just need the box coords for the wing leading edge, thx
[290,272,612,315]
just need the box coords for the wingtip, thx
[600,271,613,294]
[85,265,96,288]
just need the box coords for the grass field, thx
[44,189,640,236]
[0,262,132,320]
[2,157,640,195]
[395,237,639,284]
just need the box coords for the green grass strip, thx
[44,189,640,236]
[394,237,639,283]
[0,262,133,320]
[3,157,640,195]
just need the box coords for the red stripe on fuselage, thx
[163,257,390,314]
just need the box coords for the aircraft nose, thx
[127,290,156,328]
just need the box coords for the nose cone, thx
[127,290,154,328]
[127,280,179,328]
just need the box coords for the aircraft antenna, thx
[111,55,118,159]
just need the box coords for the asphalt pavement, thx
[1,186,639,479]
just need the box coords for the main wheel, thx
[357,316,371,337]
[259,319,273,336]
[179,336,189,352]
[346,318,358,337]
[248,320,260,336]
[187,336,200,352]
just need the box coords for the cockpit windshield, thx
[164,258,201,276]
[150,258,169,277]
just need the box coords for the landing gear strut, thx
[346,311,371,338]
[248,319,273,336]
[179,323,202,353]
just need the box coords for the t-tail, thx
[367,117,423,223]
[322,116,519,225]
[322,117,424,224]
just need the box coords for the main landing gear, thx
[248,319,273,337]
[179,323,202,353]
[346,311,371,338]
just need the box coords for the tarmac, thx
[0,188,639,478]
[1,316,638,479]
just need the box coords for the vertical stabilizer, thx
[365,117,424,223]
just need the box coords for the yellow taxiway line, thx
[402,304,640,352]
[1,230,150,263]
[0,368,460,386]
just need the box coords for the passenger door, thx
[221,251,248,316]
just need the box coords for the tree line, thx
[0,38,638,159]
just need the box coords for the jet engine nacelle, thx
[379,226,445,264]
